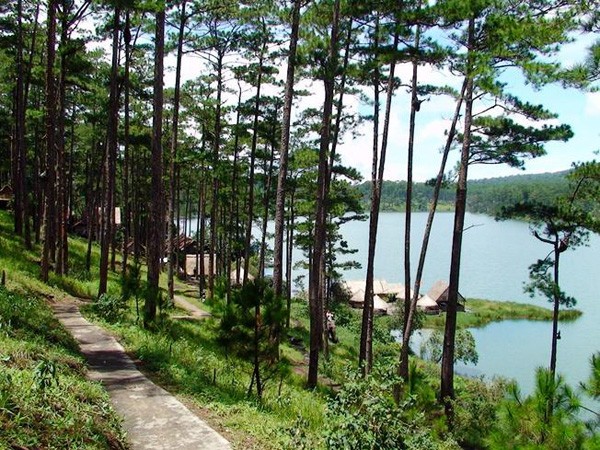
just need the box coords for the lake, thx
[338,211,600,397]
[187,211,600,399]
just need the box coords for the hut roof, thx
[372,295,390,314]
[345,279,409,297]
[426,280,465,304]
[417,295,439,310]
[173,234,197,253]
[347,289,390,314]
[349,288,365,303]
[0,185,13,198]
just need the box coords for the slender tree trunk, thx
[360,20,399,375]
[403,24,422,334]
[199,164,207,297]
[145,6,165,324]
[273,0,301,298]
[359,28,380,374]
[441,16,475,424]
[229,81,243,289]
[99,7,120,296]
[26,7,41,245]
[285,187,295,328]
[398,79,468,387]
[243,49,266,285]
[550,244,560,377]
[14,0,26,239]
[122,10,131,276]
[208,54,224,299]
[259,141,276,277]
[308,0,340,389]
[41,0,58,283]
[56,1,70,275]
[167,0,187,302]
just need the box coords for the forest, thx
[1,0,600,448]
[356,171,572,214]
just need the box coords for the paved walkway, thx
[52,301,231,450]
[172,294,211,320]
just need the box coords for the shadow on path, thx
[52,301,231,450]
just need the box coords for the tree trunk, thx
[360,20,398,375]
[359,57,380,374]
[285,187,295,328]
[167,0,187,302]
[403,24,421,335]
[122,10,131,276]
[145,6,165,325]
[259,141,276,277]
[441,16,475,425]
[272,0,301,298]
[550,244,560,377]
[308,0,341,389]
[14,0,26,240]
[99,7,120,296]
[208,54,224,299]
[243,49,266,285]
[56,1,70,276]
[41,0,58,283]
[398,79,468,386]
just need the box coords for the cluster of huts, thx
[341,279,465,316]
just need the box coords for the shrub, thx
[91,293,128,323]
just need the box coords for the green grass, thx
[0,287,127,449]
[0,209,587,449]
[87,306,328,449]
[423,298,583,329]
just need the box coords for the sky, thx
[143,13,600,183]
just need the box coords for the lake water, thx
[187,212,600,399]
[338,212,600,398]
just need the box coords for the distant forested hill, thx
[356,171,570,215]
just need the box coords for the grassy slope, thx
[0,211,128,449]
[0,287,127,449]
[0,209,586,449]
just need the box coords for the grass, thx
[0,287,127,449]
[0,209,588,448]
[423,298,583,329]
[88,306,328,449]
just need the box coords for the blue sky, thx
[335,31,600,182]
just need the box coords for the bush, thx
[324,359,459,450]
[91,293,128,323]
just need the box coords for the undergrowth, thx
[0,287,128,449]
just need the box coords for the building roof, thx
[417,295,439,310]
[426,280,465,304]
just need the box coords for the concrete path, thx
[172,294,211,320]
[52,301,231,450]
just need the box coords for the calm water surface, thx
[338,212,600,397]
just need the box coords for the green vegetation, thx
[0,287,127,449]
[423,298,582,330]
[357,171,571,215]
[0,208,597,448]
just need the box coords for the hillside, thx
[356,171,570,215]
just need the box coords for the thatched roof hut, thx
[416,295,440,314]
[426,280,465,312]
[347,288,390,315]
[344,279,413,301]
